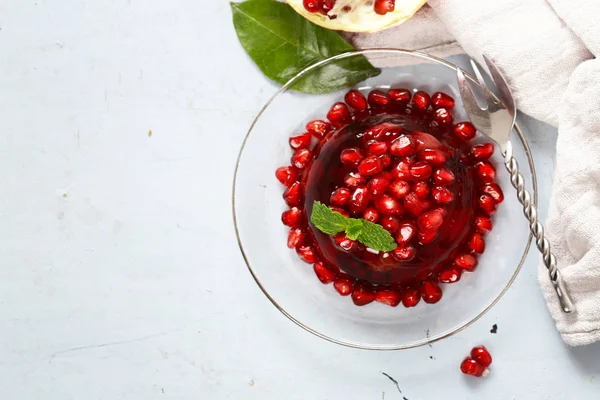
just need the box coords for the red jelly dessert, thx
[276,88,503,307]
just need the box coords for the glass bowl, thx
[233,49,536,350]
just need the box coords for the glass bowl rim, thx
[232,48,537,350]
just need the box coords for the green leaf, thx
[345,219,363,241]
[230,0,380,94]
[310,201,348,235]
[358,220,397,252]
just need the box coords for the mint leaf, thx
[230,0,380,94]
[310,201,348,235]
[345,219,363,241]
[358,220,397,252]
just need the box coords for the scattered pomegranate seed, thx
[367,89,390,107]
[461,357,489,377]
[395,221,416,245]
[330,187,351,206]
[392,158,413,180]
[432,186,454,204]
[412,131,443,152]
[478,193,497,215]
[392,245,416,261]
[283,181,302,206]
[438,267,462,283]
[374,0,395,15]
[334,274,355,296]
[375,194,403,215]
[303,0,320,13]
[401,287,421,307]
[334,233,358,252]
[330,206,350,217]
[313,261,337,284]
[471,346,493,368]
[417,209,444,231]
[367,176,391,197]
[289,132,312,150]
[470,142,495,161]
[455,253,478,271]
[344,90,368,112]
[366,140,388,156]
[275,166,299,186]
[296,245,317,263]
[387,179,411,199]
[431,92,455,109]
[410,161,432,180]
[348,186,371,214]
[421,280,443,304]
[412,91,430,111]
[320,0,335,14]
[387,88,411,104]
[287,228,305,249]
[380,215,400,233]
[403,192,428,216]
[433,108,454,126]
[379,154,392,168]
[412,181,430,199]
[358,155,384,176]
[481,182,504,203]
[418,229,437,244]
[291,148,313,169]
[453,121,477,141]
[474,216,493,233]
[433,168,455,186]
[390,135,415,157]
[468,233,486,254]
[327,102,352,128]
[344,172,366,189]
[363,122,402,142]
[281,207,302,227]
[306,119,331,139]
[418,148,447,166]
[362,207,379,223]
[340,147,364,166]
[475,161,497,182]
[352,282,376,306]
[375,288,401,307]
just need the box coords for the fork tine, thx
[469,59,497,108]
[456,67,491,133]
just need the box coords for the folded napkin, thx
[345,0,600,346]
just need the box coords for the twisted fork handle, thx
[504,142,575,313]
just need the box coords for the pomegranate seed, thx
[334,234,358,252]
[330,206,350,217]
[418,148,447,166]
[475,161,497,182]
[392,158,413,180]
[289,132,312,150]
[438,267,462,283]
[432,186,455,204]
[387,88,411,105]
[283,181,302,206]
[281,207,302,227]
[468,233,486,254]
[344,172,366,188]
[358,155,383,176]
[375,288,401,307]
[367,89,389,107]
[363,122,402,142]
[313,262,337,284]
[390,135,415,157]
[471,346,493,368]
[455,253,478,271]
[433,107,454,127]
[412,131,443,151]
[291,148,313,169]
[287,228,305,249]
[376,171,394,181]
[392,245,416,261]
[412,91,430,111]
[453,121,477,141]
[387,179,410,199]
[470,142,495,161]
[410,161,432,180]
[421,280,443,304]
[418,229,437,244]
[367,176,391,197]
[340,147,364,166]
[330,187,351,206]
[396,221,416,245]
[482,182,504,203]
[334,274,355,296]
[348,186,371,214]
[380,215,400,233]
[403,192,427,216]
[375,194,403,215]
[431,92,455,109]
[433,168,455,186]
[362,207,379,223]
[352,282,376,306]
[478,193,497,215]
[296,245,317,264]
[412,181,430,199]
[374,0,395,15]
[379,154,392,168]
[401,287,421,307]
[306,119,331,139]
[344,89,368,112]
[275,166,298,186]
[418,209,444,231]
[475,216,493,233]
[461,357,488,377]
[303,0,320,13]
[327,102,352,128]
[320,0,335,14]
[366,140,388,156]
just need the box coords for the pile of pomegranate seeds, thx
[303,0,397,17]
[461,345,492,377]
[275,87,503,308]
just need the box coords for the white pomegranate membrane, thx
[276,88,503,308]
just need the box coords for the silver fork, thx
[457,56,575,314]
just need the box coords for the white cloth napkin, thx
[344,0,600,346]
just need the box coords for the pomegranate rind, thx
[287,0,427,33]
